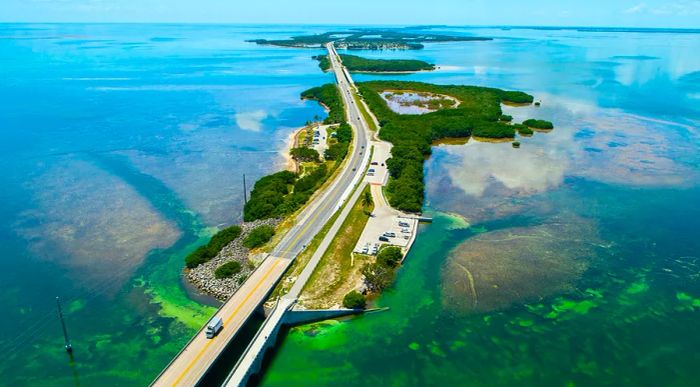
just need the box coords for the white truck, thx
[205,316,223,339]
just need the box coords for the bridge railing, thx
[150,253,271,386]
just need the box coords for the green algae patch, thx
[408,342,421,351]
[676,292,700,310]
[546,297,598,320]
[449,340,466,351]
[626,280,649,295]
[516,317,535,327]
[428,341,447,357]
[556,299,597,314]
[585,288,604,298]
[67,299,87,314]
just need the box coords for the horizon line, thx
[0,22,698,31]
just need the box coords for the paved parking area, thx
[353,184,418,256]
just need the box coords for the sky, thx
[1,0,699,28]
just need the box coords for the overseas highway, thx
[152,42,371,387]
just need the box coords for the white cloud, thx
[625,0,700,16]
[625,3,647,14]
[234,110,268,132]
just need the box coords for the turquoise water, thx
[1,24,699,386]
[0,24,333,385]
[259,27,700,385]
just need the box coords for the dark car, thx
[378,236,390,242]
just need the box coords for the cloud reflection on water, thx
[431,97,698,224]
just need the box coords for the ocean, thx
[0,24,699,386]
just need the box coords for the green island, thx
[523,118,554,129]
[305,80,541,212]
[248,28,491,50]
[314,54,435,73]
[360,80,542,212]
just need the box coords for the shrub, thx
[376,246,403,268]
[243,225,276,249]
[185,225,242,268]
[499,114,513,122]
[343,290,367,309]
[208,225,242,252]
[513,124,533,136]
[185,245,212,269]
[214,261,242,279]
[523,119,554,129]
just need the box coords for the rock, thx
[186,218,280,300]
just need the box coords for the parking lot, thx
[353,183,418,256]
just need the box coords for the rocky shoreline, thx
[186,218,280,300]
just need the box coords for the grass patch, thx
[300,185,374,308]
[353,92,379,132]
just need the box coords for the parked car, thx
[398,221,410,228]
[401,228,410,234]
[371,161,378,166]
[378,236,389,242]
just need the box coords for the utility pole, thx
[56,297,73,354]
[243,174,248,205]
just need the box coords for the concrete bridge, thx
[152,42,371,387]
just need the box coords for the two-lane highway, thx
[152,42,371,387]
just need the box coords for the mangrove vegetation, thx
[314,54,435,73]
[357,80,538,212]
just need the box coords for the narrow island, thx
[248,28,491,50]
[313,53,436,73]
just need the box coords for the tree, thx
[342,291,366,309]
[361,190,373,209]
[361,262,396,292]
[290,147,320,162]
[376,246,403,268]
[185,225,242,268]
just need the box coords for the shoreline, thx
[281,126,302,172]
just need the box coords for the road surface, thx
[152,43,370,387]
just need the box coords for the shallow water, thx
[1,24,699,385]
[0,24,332,385]
[259,27,700,386]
